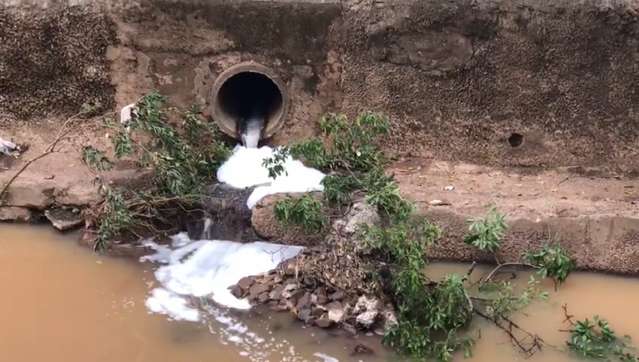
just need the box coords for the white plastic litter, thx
[0,137,17,156]
[119,103,136,125]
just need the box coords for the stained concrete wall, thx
[1,0,638,174]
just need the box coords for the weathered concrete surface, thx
[391,159,639,274]
[0,4,115,121]
[2,0,638,173]
[0,120,149,223]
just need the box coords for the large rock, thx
[0,206,33,222]
[354,295,381,328]
[44,208,84,231]
[332,200,381,250]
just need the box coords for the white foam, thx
[313,352,339,362]
[145,288,201,322]
[141,233,303,320]
[216,145,325,208]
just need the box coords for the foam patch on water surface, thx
[217,145,325,208]
[141,233,303,320]
[146,288,200,322]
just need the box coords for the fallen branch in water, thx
[474,309,545,357]
[480,262,537,284]
[0,112,85,204]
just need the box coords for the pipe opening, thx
[211,63,289,142]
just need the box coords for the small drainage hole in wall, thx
[508,133,524,147]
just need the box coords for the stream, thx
[1,224,638,362]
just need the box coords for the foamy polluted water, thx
[141,144,324,320]
[217,145,325,208]
[141,233,303,319]
[139,147,336,361]
[140,233,309,361]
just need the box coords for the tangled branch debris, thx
[86,92,231,251]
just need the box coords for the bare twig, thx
[481,262,537,284]
[0,112,85,203]
[465,261,478,279]
[474,310,545,357]
[562,303,575,326]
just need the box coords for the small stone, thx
[311,306,326,317]
[258,292,270,303]
[281,283,298,299]
[268,301,289,312]
[381,307,398,331]
[329,290,345,301]
[428,199,451,206]
[356,310,378,328]
[314,287,328,304]
[284,262,297,276]
[248,283,269,299]
[315,314,333,328]
[287,289,306,304]
[296,292,312,311]
[328,303,345,323]
[237,276,254,291]
[443,185,455,191]
[269,285,284,300]
[355,295,380,313]
[332,200,380,237]
[230,284,244,298]
[0,206,32,222]
[298,307,312,323]
[342,322,357,335]
[351,343,374,356]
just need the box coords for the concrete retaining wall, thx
[2,0,638,173]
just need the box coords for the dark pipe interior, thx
[217,72,283,133]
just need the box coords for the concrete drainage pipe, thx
[210,62,289,140]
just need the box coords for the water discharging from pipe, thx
[239,115,264,148]
[211,63,289,143]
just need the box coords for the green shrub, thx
[264,113,411,220]
[274,195,327,234]
[525,244,576,284]
[82,146,112,171]
[568,316,637,361]
[464,207,507,253]
[93,92,231,249]
[110,91,230,197]
[361,220,475,361]
[95,188,133,251]
[321,174,360,206]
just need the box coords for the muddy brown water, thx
[1,224,638,362]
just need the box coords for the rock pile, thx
[231,197,397,335]
[230,249,397,335]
